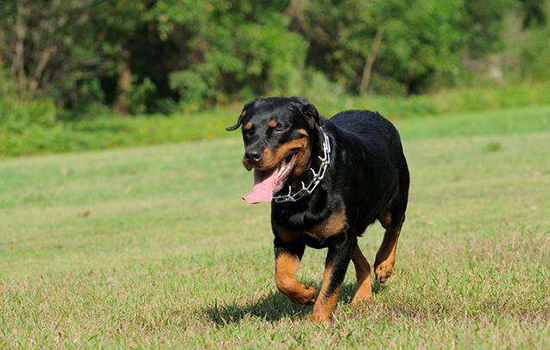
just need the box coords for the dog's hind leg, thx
[351,244,372,304]
[374,208,403,283]
[274,237,317,305]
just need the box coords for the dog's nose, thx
[245,149,262,162]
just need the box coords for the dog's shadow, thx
[205,281,386,325]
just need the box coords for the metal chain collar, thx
[273,127,331,203]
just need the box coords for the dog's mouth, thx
[243,152,298,204]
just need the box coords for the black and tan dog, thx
[227,96,410,322]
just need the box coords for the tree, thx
[298,0,468,95]
[0,0,97,101]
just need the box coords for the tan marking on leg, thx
[309,206,346,238]
[378,208,393,229]
[311,261,341,322]
[275,252,316,305]
[351,244,372,304]
[374,226,401,283]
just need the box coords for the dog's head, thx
[226,96,322,203]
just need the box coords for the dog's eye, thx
[275,124,287,133]
[243,129,254,140]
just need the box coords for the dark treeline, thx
[0,0,549,116]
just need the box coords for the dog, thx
[226,96,410,322]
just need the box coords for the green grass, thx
[1,107,549,348]
[2,83,550,157]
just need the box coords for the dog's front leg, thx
[311,234,355,322]
[274,237,317,305]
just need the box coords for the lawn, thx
[1,107,549,348]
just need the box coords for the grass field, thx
[1,107,549,348]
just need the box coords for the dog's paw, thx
[310,310,332,323]
[351,288,372,305]
[374,261,394,283]
[292,286,317,305]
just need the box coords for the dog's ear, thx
[291,96,321,126]
[226,102,252,131]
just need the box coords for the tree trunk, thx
[29,46,57,96]
[285,0,308,30]
[115,57,132,114]
[359,26,384,95]
[12,3,30,98]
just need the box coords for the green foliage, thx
[161,1,307,110]
[0,68,57,130]
[0,1,104,110]
[519,20,550,81]
[299,0,469,94]
[1,0,549,118]
[463,0,518,58]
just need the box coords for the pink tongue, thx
[243,168,277,204]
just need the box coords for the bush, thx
[0,68,57,131]
[520,25,550,81]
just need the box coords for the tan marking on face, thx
[244,122,253,131]
[250,128,310,177]
[290,129,310,177]
[273,221,302,243]
[275,252,317,305]
[308,206,346,238]
[268,119,278,128]
[258,137,308,171]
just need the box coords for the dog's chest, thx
[304,206,346,239]
[273,206,347,243]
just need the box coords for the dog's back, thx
[329,110,410,229]
[331,110,402,157]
